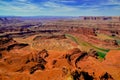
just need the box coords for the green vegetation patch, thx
[116,40,120,44]
[65,34,110,58]
[65,34,80,45]
[97,51,106,58]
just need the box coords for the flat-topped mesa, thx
[0,35,13,43]
[104,39,119,46]
[80,16,120,21]
[97,29,120,36]
[0,35,16,49]
[71,27,97,36]
[33,34,66,41]
[0,35,29,52]
[79,27,97,36]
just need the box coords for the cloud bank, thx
[0,0,120,16]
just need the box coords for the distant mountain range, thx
[0,16,120,21]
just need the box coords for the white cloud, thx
[102,0,120,5]
[0,0,44,12]
[51,0,76,3]
[0,0,119,16]
[43,1,77,12]
[43,1,61,8]
[17,0,28,2]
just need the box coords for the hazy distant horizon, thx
[0,15,120,17]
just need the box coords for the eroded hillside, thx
[0,16,120,80]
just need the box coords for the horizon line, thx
[0,15,120,17]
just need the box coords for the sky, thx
[0,0,120,16]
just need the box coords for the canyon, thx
[0,16,120,80]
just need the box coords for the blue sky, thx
[0,0,120,16]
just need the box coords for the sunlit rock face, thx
[0,16,120,80]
